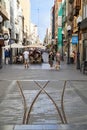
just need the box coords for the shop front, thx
[0,38,4,68]
[83,40,87,61]
[83,33,87,61]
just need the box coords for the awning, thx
[3,43,24,48]
[25,44,46,50]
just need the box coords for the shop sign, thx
[72,36,78,44]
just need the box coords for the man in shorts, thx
[23,48,29,68]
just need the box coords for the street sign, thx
[72,36,78,44]
[3,33,9,40]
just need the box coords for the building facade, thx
[0,0,10,68]
[19,0,31,45]
[0,0,31,67]
[50,0,87,67]
[80,0,87,61]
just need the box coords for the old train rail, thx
[16,80,68,124]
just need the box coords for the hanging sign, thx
[58,16,62,27]
[72,36,78,44]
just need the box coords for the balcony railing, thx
[73,0,81,16]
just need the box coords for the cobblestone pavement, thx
[0,62,87,130]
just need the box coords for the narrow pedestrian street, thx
[0,0,87,129]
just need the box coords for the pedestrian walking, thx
[23,48,29,68]
[48,51,54,68]
[70,51,75,64]
[55,51,61,70]
[4,49,10,64]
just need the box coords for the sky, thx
[30,0,54,42]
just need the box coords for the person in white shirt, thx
[23,48,29,68]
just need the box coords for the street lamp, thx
[67,25,71,64]
[61,30,64,61]
[76,15,82,69]
[0,15,3,68]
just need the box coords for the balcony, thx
[73,6,80,16]
[69,0,74,4]
[68,12,73,21]
[73,0,81,16]
[0,2,9,20]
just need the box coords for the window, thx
[83,1,87,19]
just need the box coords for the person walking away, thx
[48,51,54,68]
[4,49,10,64]
[23,48,29,68]
[73,51,76,63]
[70,51,75,64]
[55,51,61,70]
